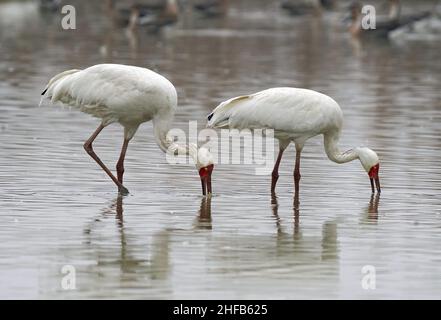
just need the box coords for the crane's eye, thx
[207,113,213,121]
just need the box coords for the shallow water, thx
[0,0,441,299]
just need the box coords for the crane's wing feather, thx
[41,64,177,124]
[208,88,342,137]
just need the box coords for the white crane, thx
[207,87,381,194]
[41,64,214,195]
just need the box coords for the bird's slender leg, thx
[83,124,129,194]
[271,147,286,194]
[294,145,303,198]
[116,138,130,186]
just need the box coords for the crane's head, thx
[189,144,214,196]
[357,147,381,193]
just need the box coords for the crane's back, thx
[211,87,343,140]
[44,64,178,126]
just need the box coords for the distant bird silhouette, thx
[106,0,179,33]
[280,0,322,16]
[105,0,159,27]
[388,0,431,26]
[349,0,430,38]
[193,0,229,18]
[389,4,441,41]
[280,0,335,16]
[320,0,336,10]
[132,0,179,32]
[38,0,61,12]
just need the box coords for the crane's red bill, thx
[368,163,380,179]
[368,163,381,193]
[199,164,214,196]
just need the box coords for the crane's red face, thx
[199,164,214,196]
[368,163,381,193]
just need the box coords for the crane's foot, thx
[118,185,129,195]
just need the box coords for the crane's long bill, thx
[199,164,214,196]
[368,163,381,194]
[207,173,212,194]
[201,178,206,196]
[375,177,381,193]
[200,176,212,196]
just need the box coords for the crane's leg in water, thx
[271,142,289,194]
[116,137,131,191]
[83,124,129,194]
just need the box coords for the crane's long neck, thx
[153,113,197,161]
[324,131,359,164]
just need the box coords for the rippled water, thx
[1,0,441,299]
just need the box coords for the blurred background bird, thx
[280,0,337,16]
[106,0,179,33]
[280,0,322,16]
[193,0,229,18]
[348,0,431,37]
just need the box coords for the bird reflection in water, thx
[366,193,381,221]
[83,194,124,238]
[83,195,139,272]
[194,196,212,230]
[271,191,340,263]
[268,192,378,261]
[321,221,338,261]
[83,195,172,284]
[271,192,301,242]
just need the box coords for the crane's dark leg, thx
[116,138,130,187]
[271,145,287,194]
[201,179,206,196]
[294,145,303,201]
[83,124,129,194]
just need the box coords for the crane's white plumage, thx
[208,88,342,143]
[42,64,177,138]
[41,64,214,195]
[207,87,381,193]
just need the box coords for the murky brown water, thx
[1,0,441,299]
